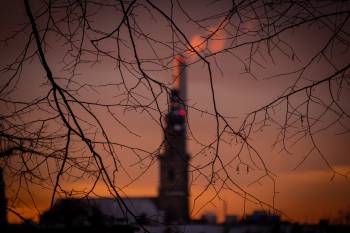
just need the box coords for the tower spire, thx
[173,55,187,106]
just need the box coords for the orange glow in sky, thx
[1,0,350,226]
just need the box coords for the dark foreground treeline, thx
[1,225,137,233]
[1,223,350,233]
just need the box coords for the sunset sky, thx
[0,0,350,224]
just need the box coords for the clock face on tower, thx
[171,106,185,132]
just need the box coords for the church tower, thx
[158,56,190,224]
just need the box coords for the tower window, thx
[173,124,182,131]
[167,169,175,182]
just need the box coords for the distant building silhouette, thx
[41,197,162,230]
[41,198,104,227]
[244,210,280,225]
